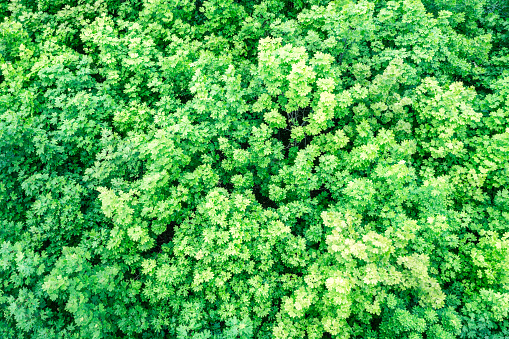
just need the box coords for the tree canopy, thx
[1,0,508,338]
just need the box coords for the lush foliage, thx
[1,0,509,338]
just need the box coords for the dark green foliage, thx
[1,0,508,338]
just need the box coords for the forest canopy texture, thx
[1,0,509,338]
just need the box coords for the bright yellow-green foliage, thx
[1,0,509,338]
